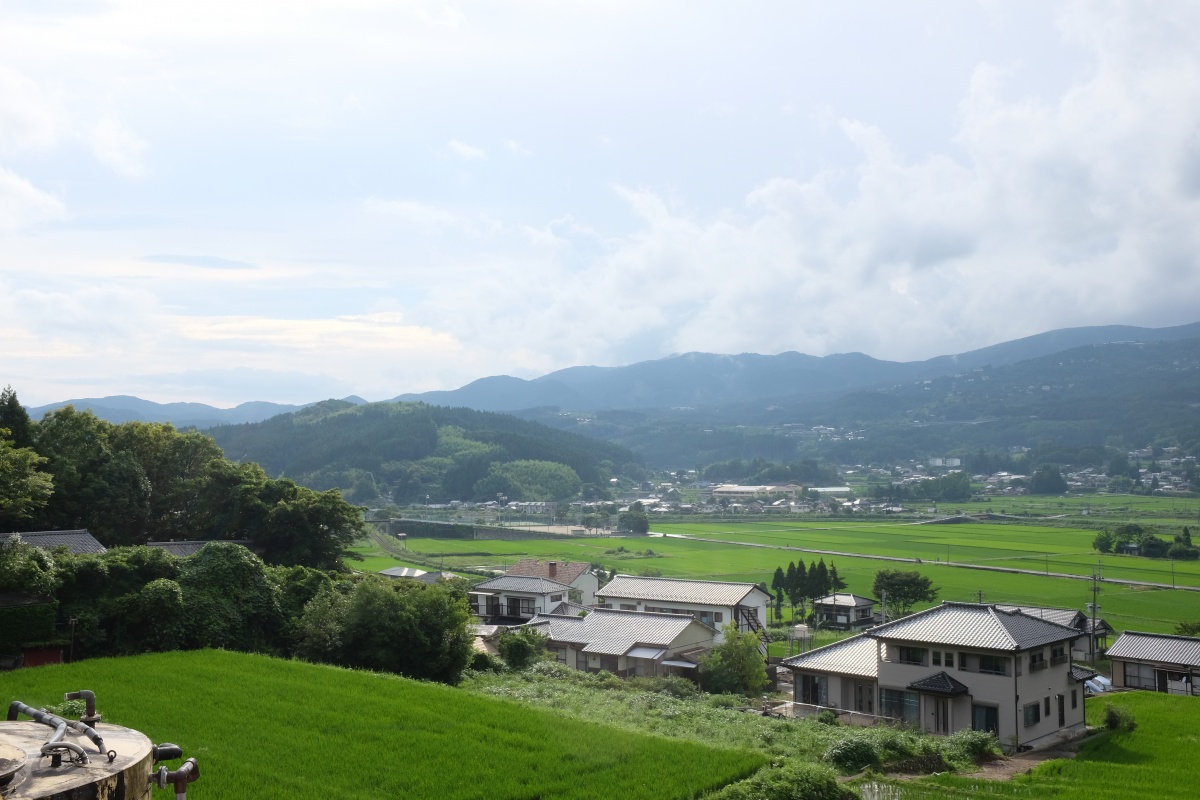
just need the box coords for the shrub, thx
[888,738,948,774]
[468,651,505,672]
[815,709,840,726]
[496,626,550,670]
[711,761,855,800]
[1104,704,1137,732]
[943,729,1002,766]
[824,736,880,773]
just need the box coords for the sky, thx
[2,1,1199,407]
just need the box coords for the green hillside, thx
[2,650,763,800]
[207,400,639,503]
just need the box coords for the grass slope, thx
[2,651,763,800]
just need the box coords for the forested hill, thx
[514,337,1200,467]
[205,400,639,504]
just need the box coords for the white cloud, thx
[0,166,65,232]
[363,197,502,238]
[446,138,485,161]
[90,114,146,179]
[0,63,63,155]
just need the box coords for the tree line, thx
[0,537,474,683]
[1,386,363,566]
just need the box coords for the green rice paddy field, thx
[1,650,763,800]
[386,521,1200,633]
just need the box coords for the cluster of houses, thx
[459,558,1199,753]
[8,531,1199,753]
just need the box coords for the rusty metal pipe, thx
[6,701,108,762]
[155,757,200,800]
[63,690,99,721]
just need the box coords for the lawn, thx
[867,691,1200,799]
[2,651,764,800]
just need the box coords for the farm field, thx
[392,532,1200,634]
[873,692,1200,799]
[1,650,764,800]
[654,520,1200,588]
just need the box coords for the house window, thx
[1029,651,1047,672]
[978,655,1008,676]
[932,651,942,667]
[550,647,567,664]
[620,604,637,611]
[1051,645,1068,666]
[880,689,920,724]
[714,612,723,623]
[550,594,563,602]
[798,674,828,706]
[1043,697,1051,717]
[944,652,954,668]
[958,652,970,671]
[1123,662,1155,690]
[1023,702,1041,727]
[897,647,926,666]
[1071,689,1077,709]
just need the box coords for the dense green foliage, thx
[872,569,940,617]
[0,537,472,683]
[699,622,769,695]
[1,390,366,568]
[207,400,637,503]
[2,650,765,800]
[496,625,550,670]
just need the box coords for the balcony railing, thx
[1029,660,1048,672]
[1050,654,1069,666]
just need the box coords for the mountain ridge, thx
[25,321,1200,426]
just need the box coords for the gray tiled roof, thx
[780,634,879,678]
[995,604,1085,630]
[598,575,767,607]
[527,608,715,657]
[868,602,1080,651]
[472,575,572,594]
[1070,664,1099,682]
[505,559,592,585]
[549,600,591,616]
[1107,631,1200,668]
[813,593,877,608]
[146,540,251,557]
[907,670,970,696]
[11,529,106,555]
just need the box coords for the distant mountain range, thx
[27,321,1200,426]
[393,321,1200,411]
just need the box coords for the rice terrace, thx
[2,650,764,800]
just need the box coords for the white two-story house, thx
[595,575,770,647]
[469,575,574,623]
[783,602,1093,750]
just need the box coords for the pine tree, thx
[829,562,847,591]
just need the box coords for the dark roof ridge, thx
[611,574,757,586]
[1119,629,1200,642]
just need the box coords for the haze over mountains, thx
[28,321,1200,426]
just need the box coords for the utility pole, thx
[881,589,887,624]
[976,590,984,604]
[1089,566,1101,665]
